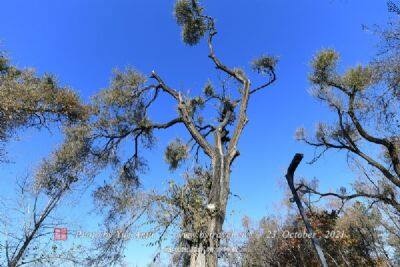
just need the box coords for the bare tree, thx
[1,179,84,267]
[0,124,92,267]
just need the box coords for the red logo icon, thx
[54,228,68,241]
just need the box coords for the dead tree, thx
[285,153,328,267]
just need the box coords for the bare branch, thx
[285,153,328,267]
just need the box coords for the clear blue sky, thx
[0,0,389,265]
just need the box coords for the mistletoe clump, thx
[165,138,189,170]
[251,55,278,75]
[310,49,340,84]
[174,0,207,45]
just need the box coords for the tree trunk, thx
[189,155,230,267]
[189,243,206,267]
[285,154,328,267]
[188,216,223,267]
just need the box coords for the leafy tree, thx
[79,1,277,266]
[296,10,400,214]
[0,52,88,160]
[0,51,89,266]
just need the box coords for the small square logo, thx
[54,228,68,241]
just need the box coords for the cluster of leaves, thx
[300,21,400,216]
[93,161,148,224]
[311,49,375,92]
[342,65,374,91]
[91,68,154,184]
[309,49,340,85]
[89,167,213,266]
[165,138,189,170]
[79,68,166,265]
[35,124,93,196]
[161,168,213,265]
[174,0,208,45]
[0,53,88,159]
[251,55,278,75]
[93,68,148,135]
[304,49,399,159]
[0,53,93,266]
[203,81,215,98]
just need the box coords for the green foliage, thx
[91,68,155,189]
[174,0,207,45]
[342,65,373,91]
[159,167,212,265]
[0,57,87,123]
[111,68,146,92]
[164,138,189,170]
[310,49,339,84]
[0,53,88,159]
[189,96,205,113]
[97,68,146,107]
[35,124,92,195]
[167,168,211,226]
[174,0,194,25]
[0,55,8,72]
[203,81,215,97]
[191,96,205,107]
[93,68,152,149]
[251,55,278,74]
[93,169,144,218]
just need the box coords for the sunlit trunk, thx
[188,154,230,267]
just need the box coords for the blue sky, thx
[0,0,390,265]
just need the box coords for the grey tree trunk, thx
[285,153,328,267]
[189,155,230,267]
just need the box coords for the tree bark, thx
[189,155,230,267]
[285,153,328,267]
